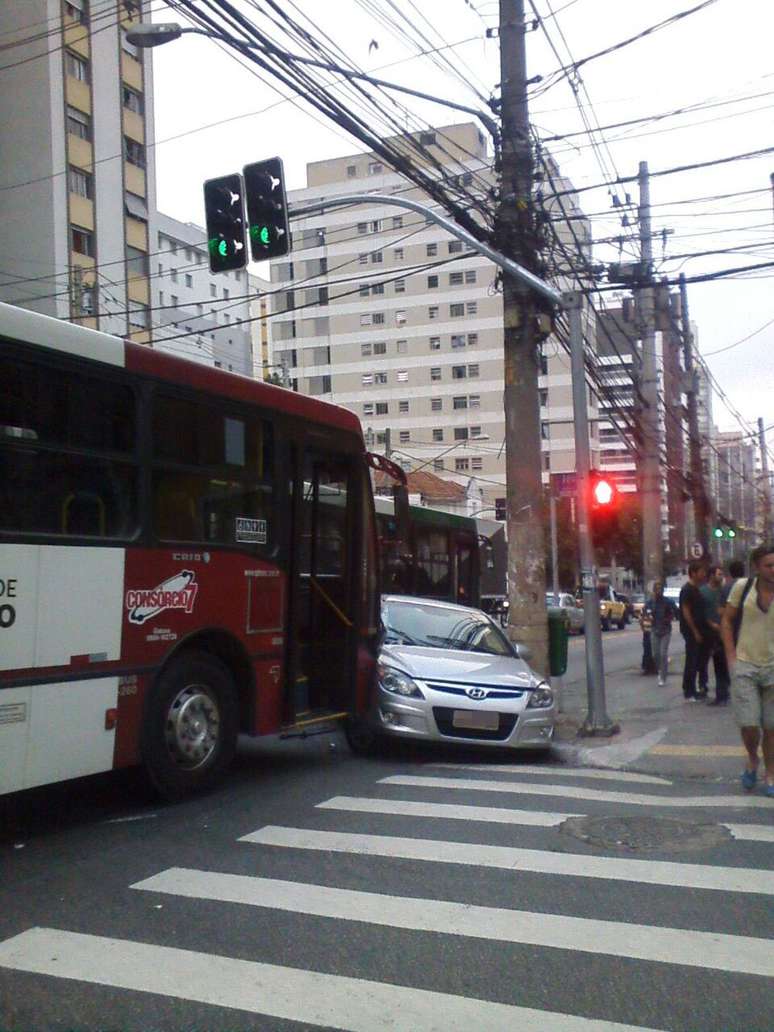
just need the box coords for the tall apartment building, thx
[270,123,598,516]
[713,431,758,560]
[0,0,157,343]
[153,213,252,374]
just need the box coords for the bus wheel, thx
[142,652,238,800]
[344,716,379,756]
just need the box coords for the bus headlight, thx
[527,683,554,709]
[378,663,424,698]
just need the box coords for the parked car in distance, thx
[351,595,556,753]
[598,585,627,630]
[630,593,646,619]
[614,591,633,624]
[546,592,585,634]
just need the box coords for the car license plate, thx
[452,710,499,730]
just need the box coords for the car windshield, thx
[382,600,514,656]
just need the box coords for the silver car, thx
[546,592,585,634]
[370,595,555,750]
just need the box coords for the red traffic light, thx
[590,472,617,508]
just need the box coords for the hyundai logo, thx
[465,687,488,700]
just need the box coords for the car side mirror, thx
[514,643,532,662]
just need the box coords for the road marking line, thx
[380,774,774,810]
[0,927,656,1032]
[241,827,774,895]
[133,868,774,978]
[318,796,576,826]
[317,796,774,845]
[428,763,672,785]
[649,745,745,756]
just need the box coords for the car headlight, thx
[527,682,554,709]
[378,663,424,698]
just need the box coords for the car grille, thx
[424,682,525,700]
[432,707,518,741]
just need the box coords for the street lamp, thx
[124,23,500,142]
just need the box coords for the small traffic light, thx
[203,173,247,274]
[727,525,737,539]
[713,523,737,539]
[243,157,290,261]
[713,526,724,540]
[590,472,617,509]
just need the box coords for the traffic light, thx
[243,157,290,261]
[203,173,247,274]
[590,471,617,510]
[589,471,619,550]
[713,523,737,540]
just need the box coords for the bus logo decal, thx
[126,570,199,625]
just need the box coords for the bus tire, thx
[344,716,380,756]
[142,651,239,801]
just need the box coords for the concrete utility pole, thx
[758,416,773,540]
[498,0,549,673]
[678,273,709,556]
[637,161,663,588]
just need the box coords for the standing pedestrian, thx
[700,565,731,705]
[679,560,708,701]
[640,584,657,675]
[642,581,677,686]
[720,544,774,795]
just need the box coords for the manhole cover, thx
[559,814,732,853]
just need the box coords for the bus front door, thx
[289,453,355,721]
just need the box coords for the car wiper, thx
[383,630,424,646]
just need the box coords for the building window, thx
[429,336,440,351]
[65,51,89,82]
[370,251,383,264]
[433,429,443,442]
[468,364,479,378]
[450,303,464,318]
[470,426,483,438]
[171,295,179,306]
[70,225,94,256]
[430,367,441,382]
[361,342,372,356]
[467,332,478,347]
[428,306,439,320]
[539,388,548,407]
[371,283,385,296]
[360,283,370,298]
[369,162,384,175]
[541,421,550,440]
[373,312,386,325]
[392,216,403,229]
[170,269,178,284]
[185,274,193,288]
[122,85,144,114]
[223,288,230,299]
[466,301,478,315]
[539,348,548,375]
[374,372,388,385]
[454,428,469,441]
[124,136,145,168]
[359,253,368,265]
[397,369,408,383]
[420,131,436,146]
[126,245,148,278]
[65,0,88,23]
[469,394,480,408]
[394,279,406,294]
[399,430,410,444]
[357,222,368,235]
[448,240,463,254]
[394,247,404,260]
[427,275,439,289]
[449,272,463,286]
[347,164,357,178]
[66,105,91,140]
[362,373,374,386]
[376,402,389,415]
[453,396,467,410]
[396,338,408,354]
[374,341,387,355]
[363,403,374,416]
[395,310,406,326]
[426,243,438,257]
[399,400,409,413]
[471,457,483,471]
[431,398,442,412]
[68,166,92,199]
[361,313,373,327]
[433,459,444,471]
[371,220,381,233]
[455,458,470,472]
[451,334,465,349]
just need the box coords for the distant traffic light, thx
[588,471,619,551]
[590,471,617,509]
[713,526,724,540]
[243,157,290,261]
[712,523,737,540]
[203,173,247,274]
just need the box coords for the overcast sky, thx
[150,0,773,447]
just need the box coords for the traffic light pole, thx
[565,290,617,735]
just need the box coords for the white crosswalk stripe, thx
[241,825,774,894]
[0,927,658,1032]
[1,761,772,1031]
[133,867,774,977]
[380,773,774,809]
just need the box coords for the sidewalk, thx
[552,650,747,784]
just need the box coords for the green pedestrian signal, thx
[203,173,247,274]
[713,526,724,539]
[243,157,290,261]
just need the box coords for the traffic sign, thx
[690,542,703,559]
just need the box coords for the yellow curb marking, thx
[649,745,745,756]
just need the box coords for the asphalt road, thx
[564,622,659,686]
[1,712,771,1031]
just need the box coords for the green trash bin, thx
[547,608,569,677]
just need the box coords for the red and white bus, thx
[0,302,403,798]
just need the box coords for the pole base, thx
[578,719,621,738]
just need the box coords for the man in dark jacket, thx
[679,561,708,701]
[642,581,677,686]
